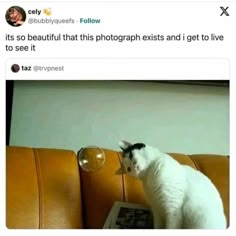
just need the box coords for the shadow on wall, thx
[14,80,229,97]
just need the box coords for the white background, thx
[1,1,235,235]
[10,80,229,155]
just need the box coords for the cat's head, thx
[115,140,151,178]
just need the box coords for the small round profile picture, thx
[5,6,26,27]
[11,64,20,73]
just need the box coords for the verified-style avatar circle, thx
[5,6,26,27]
[78,146,105,172]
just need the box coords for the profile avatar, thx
[5,6,26,27]
[11,64,20,73]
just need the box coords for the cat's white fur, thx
[116,141,226,229]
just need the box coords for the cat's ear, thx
[115,167,126,175]
[118,140,132,151]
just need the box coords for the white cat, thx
[116,140,227,229]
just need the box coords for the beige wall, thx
[10,81,229,155]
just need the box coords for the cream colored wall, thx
[10,81,229,155]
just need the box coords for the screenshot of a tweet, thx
[1,0,235,233]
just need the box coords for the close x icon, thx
[220,6,229,16]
